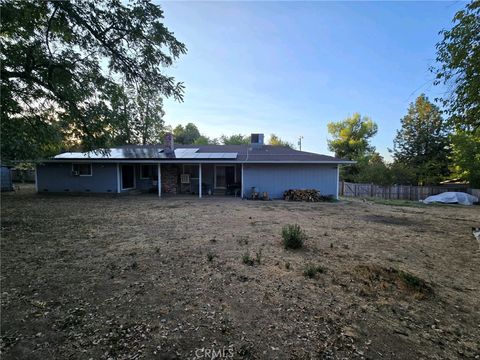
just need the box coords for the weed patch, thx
[303,263,326,278]
[354,264,434,299]
[282,224,306,249]
[242,250,262,266]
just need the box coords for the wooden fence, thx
[339,181,480,201]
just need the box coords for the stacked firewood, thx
[283,189,331,202]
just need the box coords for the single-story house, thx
[36,133,353,199]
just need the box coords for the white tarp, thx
[422,192,479,206]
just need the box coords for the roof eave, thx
[40,159,355,164]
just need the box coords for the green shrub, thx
[303,263,325,278]
[398,270,422,287]
[242,250,262,266]
[255,249,262,265]
[282,224,306,249]
[237,235,249,246]
[207,252,215,262]
[242,252,255,266]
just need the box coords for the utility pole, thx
[298,136,304,151]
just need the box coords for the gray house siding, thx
[134,164,156,192]
[36,162,340,197]
[201,164,214,193]
[37,162,117,193]
[1,166,13,192]
[242,164,338,199]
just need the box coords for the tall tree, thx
[392,94,451,185]
[173,123,201,144]
[389,162,418,185]
[0,0,186,161]
[220,134,250,145]
[327,113,378,160]
[353,153,393,186]
[268,134,294,148]
[133,85,165,145]
[432,0,480,131]
[450,129,480,187]
[107,84,136,146]
[193,135,219,145]
[327,113,378,181]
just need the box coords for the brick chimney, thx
[164,132,174,154]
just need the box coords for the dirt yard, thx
[1,187,479,359]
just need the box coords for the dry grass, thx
[1,187,480,359]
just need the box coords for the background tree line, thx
[1,1,478,187]
[0,0,297,160]
[168,124,295,148]
[328,92,478,187]
[328,1,479,188]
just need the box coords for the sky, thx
[159,1,465,160]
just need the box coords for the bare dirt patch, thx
[1,188,479,359]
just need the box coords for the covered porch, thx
[118,163,243,198]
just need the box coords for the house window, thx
[140,165,151,179]
[72,163,92,176]
[140,165,158,180]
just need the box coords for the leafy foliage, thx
[388,162,418,185]
[303,264,325,278]
[353,153,392,186]
[242,251,261,266]
[327,113,378,181]
[432,1,480,131]
[327,113,378,159]
[1,0,186,161]
[268,134,294,148]
[450,129,480,187]
[173,123,201,144]
[109,83,166,146]
[193,135,219,145]
[392,94,451,185]
[219,134,250,145]
[281,224,306,249]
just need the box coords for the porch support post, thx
[336,165,340,200]
[116,163,121,193]
[199,163,202,198]
[34,165,38,193]
[241,163,244,199]
[157,163,161,197]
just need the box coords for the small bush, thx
[242,251,261,266]
[242,253,255,266]
[303,263,325,278]
[207,252,215,262]
[398,270,422,287]
[255,249,262,264]
[282,224,306,249]
[285,262,291,270]
[237,235,249,246]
